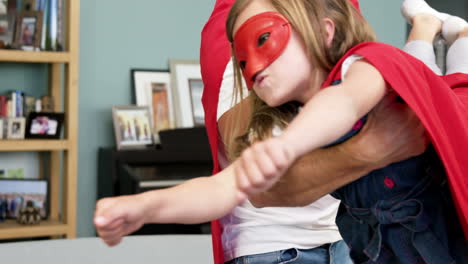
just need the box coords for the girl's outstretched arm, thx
[94,164,242,246]
[282,60,388,158]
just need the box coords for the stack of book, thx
[0,90,53,118]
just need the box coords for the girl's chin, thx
[264,98,285,107]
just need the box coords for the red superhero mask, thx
[233,12,291,90]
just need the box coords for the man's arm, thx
[219,93,428,207]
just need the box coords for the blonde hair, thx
[225,0,377,160]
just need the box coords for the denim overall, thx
[328,80,468,264]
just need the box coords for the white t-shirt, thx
[217,59,347,261]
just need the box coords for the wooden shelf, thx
[0,50,71,63]
[0,220,68,240]
[0,0,79,242]
[0,140,69,151]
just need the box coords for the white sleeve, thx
[341,54,363,81]
[216,59,249,121]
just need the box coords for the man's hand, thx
[342,92,429,171]
[94,194,148,247]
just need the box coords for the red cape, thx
[200,1,235,263]
[322,42,468,239]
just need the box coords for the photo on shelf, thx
[25,112,64,139]
[7,117,25,139]
[0,117,4,139]
[0,13,15,47]
[0,0,6,14]
[112,105,153,150]
[188,79,205,126]
[40,95,54,112]
[169,59,204,128]
[7,168,24,179]
[0,178,48,219]
[13,10,43,51]
[131,69,175,143]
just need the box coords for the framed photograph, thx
[131,69,175,142]
[0,13,15,46]
[0,0,5,14]
[0,179,48,219]
[169,59,204,128]
[7,117,25,139]
[188,79,205,126]
[13,11,43,51]
[25,112,64,139]
[112,105,153,150]
[0,117,4,139]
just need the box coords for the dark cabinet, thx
[97,127,213,235]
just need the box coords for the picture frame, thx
[131,69,175,142]
[13,11,43,51]
[7,117,25,139]
[0,13,15,47]
[0,117,4,139]
[112,105,153,150]
[0,178,48,219]
[188,79,205,126]
[25,112,64,139]
[169,59,204,128]
[0,0,5,14]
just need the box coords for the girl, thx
[227,0,468,263]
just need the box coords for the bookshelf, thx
[0,0,79,240]
[0,50,71,63]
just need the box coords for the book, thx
[10,91,16,117]
[15,90,24,117]
[56,0,62,50]
[40,0,47,49]
[0,95,6,118]
[48,0,57,51]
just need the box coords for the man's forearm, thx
[219,93,427,208]
[248,136,375,207]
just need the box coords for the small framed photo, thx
[25,112,65,139]
[112,105,153,150]
[13,11,43,51]
[169,59,204,128]
[0,0,5,14]
[188,79,205,126]
[131,69,175,142]
[0,13,15,47]
[0,179,48,219]
[0,117,4,139]
[7,117,25,139]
